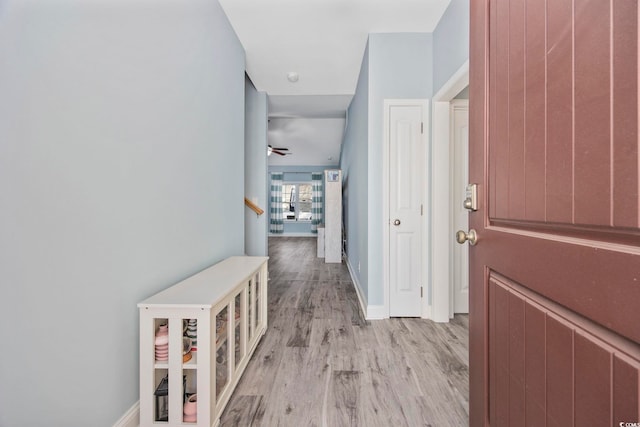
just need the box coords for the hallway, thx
[220,237,469,426]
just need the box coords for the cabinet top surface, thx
[138,256,268,308]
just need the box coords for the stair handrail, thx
[244,197,264,216]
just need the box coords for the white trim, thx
[383,99,429,318]
[431,100,452,322]
[423,303,433,320]
[431,61,469,323]
[365,305,387,320]
[345,256,368,319]
[421,103,432,320]
[112,401,139,427]
[269,233,316,237]
[382,100,390,318]
[433,60,469,102]
[346,256,389,320]
[449,100,469,317]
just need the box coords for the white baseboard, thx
[269,233,316,237]
[113,401,139,427]
[345,257,388,320]
[345,257,368,319]
[422,304,433,320]
[365,305,387,320]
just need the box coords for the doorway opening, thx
[431,60,469,322]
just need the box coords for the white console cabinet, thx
[138,256,268,427]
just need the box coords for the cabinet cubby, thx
[139,256,268,426]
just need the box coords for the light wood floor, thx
[220,237,469,427]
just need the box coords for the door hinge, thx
[421,204,423,216]
[421,122,424,134]
[420,286,423,298]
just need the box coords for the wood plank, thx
[494,0,511,220]
[489,271,497,425]
[256,347,327,426]
[285,308,313,347]
[546,315,574,427]
[545,0,574,223]
[613,354,640,426]
[219,395,264,427]
[328,370,361,426]
[574,0,611,226]
[612,0,639,228]
[508,0,526,220]
[574,332,611,426]
[488,0,498,219]
[227,324,285,396]
[524,0,547,221]
[508,291,525,426]
[492,280,510,427]
[524,301,546,426]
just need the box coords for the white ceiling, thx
[218,0,452,166]
[268,118,345,166]
[269,95,352,119]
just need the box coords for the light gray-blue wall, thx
[367,33,433,306]
[340,11,469,314]
[0,1,245,426]
[340,41,370,300]
[245,76,269,256]
[340,33,433,310]
[433,0,470,95]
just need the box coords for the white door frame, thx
[430,60,469,322]
[382,99,429,318]
[450,99,469,315]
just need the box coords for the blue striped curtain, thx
[311,172,323,234]
[269,173,284,234]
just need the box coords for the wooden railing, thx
[244,197,264,216]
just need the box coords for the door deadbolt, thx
[463,198,474,210]
[456,229,478,245]
[464,184,478,211]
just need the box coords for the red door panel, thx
[574,0,612,226]
[545,0,574,224]
[469,0,640,425]
[489,274,640,427]
[545,314,573,427]
[613,0,640,228]
[614,355,640,423]
[487,0,639,230]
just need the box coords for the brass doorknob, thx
[456,229,478,245]
[393,219,401,226]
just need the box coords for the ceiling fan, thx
[267,145,291,156]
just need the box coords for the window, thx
[282,183,312,221]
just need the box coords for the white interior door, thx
[451,100,469,314]
[388,101,424,317]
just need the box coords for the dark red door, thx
[469,0,640,426]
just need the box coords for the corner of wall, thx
[112,401,139,427]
